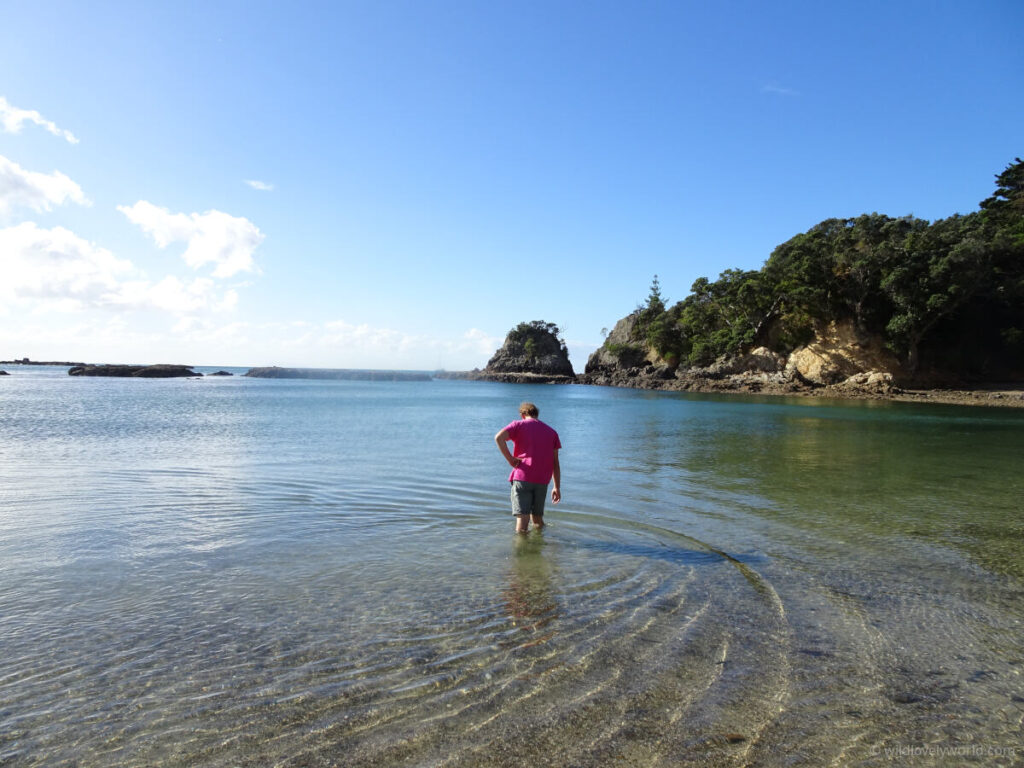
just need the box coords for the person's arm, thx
[494,429,522,469]
[550,449,561,503]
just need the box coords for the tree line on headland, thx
[619,159,1023,381]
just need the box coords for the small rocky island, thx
[68,364,200,378]
[453,321,576,384]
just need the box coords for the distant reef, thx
[68,364,200,378]
[2,358,86,366]
[244,367,431,381]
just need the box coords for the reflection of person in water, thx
[503,536,559,640]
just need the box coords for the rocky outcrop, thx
[209,370,234,376]
[68,364,200,378]
[583,317,904,397]
[785,320,901,386]
[0,370,8,376]
[474,321,575,383]
[243,367,431,381]
[827,371,900,395]
[585,314,651,374]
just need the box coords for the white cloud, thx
[0,222,239,315]
[143,318,499,369]
[111,276,229,314]
[761,83,800,97]
[0,96,79,143]
[0,222,132,307]
[0,154,89,218]
[314,321,501,367]
[117,200,264,278]
[463,327,503,356]
[244,179,274,191]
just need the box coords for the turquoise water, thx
[1,366,1022,766]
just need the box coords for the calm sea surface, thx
[1,366,1022,766]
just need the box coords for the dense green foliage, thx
[508,320,569,358]
[626,160,1024,377]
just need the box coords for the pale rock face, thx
[785,320,901,385]
[832,370,899,394]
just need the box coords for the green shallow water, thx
[0,367,1022,766]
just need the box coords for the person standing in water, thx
[495,402,561,534]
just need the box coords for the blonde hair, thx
[519,402,539,418]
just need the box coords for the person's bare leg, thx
[515,515,530,534]
[531,515,544,531]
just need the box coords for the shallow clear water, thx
[1,366,1022,766]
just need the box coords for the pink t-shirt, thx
[503,418,561,484]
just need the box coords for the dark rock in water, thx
[0,370,8,375]
[468,371,576,384]
[134,364,202,378]
[68,364,200,378]
[476,320,575,382]
[243,366,431,381]
[209,370,234,376]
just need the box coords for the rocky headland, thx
[434,315,1022,406]
[581,312,1023,407]
[583,313,901,394]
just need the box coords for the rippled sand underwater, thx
[1,371,1022,766]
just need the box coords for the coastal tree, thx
[881,214,991,372]
[598,159,1024,379]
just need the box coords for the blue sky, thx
[2,0,1021,370]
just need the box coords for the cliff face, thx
[584,314,651,373]
[583,316,902,395]
[475,321,575,383]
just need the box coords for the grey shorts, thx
[510,480,548,517]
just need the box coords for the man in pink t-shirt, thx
[494,401,562,534]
